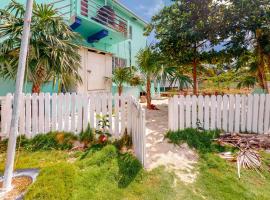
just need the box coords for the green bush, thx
[79,124,94,145]
[165,128,221,153]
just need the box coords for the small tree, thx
[136,46,159,109]
[112,66,141,96]
[0,1,81,93]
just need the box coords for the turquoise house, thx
[0,0,148,97]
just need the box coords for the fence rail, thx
[169,94,270,134]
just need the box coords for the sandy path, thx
[142,99,198,183]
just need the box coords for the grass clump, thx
[165,128,221,153]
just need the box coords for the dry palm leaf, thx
[237,149,262,178]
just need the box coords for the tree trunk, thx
[32,83,41,93]
[118,85,123,96]
[192,59,198,95]
[146,77,152,109]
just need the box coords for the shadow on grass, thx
[117,152,142,188]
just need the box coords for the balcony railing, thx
[80,0,128,37]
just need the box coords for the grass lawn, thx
[0,136,270,199]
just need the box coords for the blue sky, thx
[118,0,170,43]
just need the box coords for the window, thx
[112,57,127,71]
[129,25,133,39]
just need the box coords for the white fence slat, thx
[77,94,83,133]
[210,95,216,130]
[38,93,45,134]
[44,93,50,133]
[252,94,259,133]
[246,95,253,133]
[51,93,57,132]
[19,95,25,135]
[264,94,270,133]
[82,94,89,131]
[204,96,210,130]
[240,95,247,132]
[179,95,185,130]
[234,95,241,133]
[64,93,71,132]
[127,96,131,134]
[57,93,64,131]
[198,95,204,127]
[258,94,265,134]
[228,95,235,133]
[114,95,120,137]
[70,93,76,132]
[32,94,38,136]
[25,94,32,137]
[89,95,95,128]
[108,94,113,135]
[120,96,126,134]
[173,96,178,130]
[222,95,228,132]
[185,95,191,128]
[191,96,197,129]
[5,94,13,136]
[216,95,222,130]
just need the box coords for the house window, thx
[112,57,127,71]
[129,25,133,39]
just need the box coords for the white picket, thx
[120,96,126,134]
[210,95,216,130]
[70,93,76,132]
[173,95,178,130]
[240,95,247,132]
[179,95,185,130]
[25,94,32,137]
[258,94,265,134]
[44,93,50,133]
[264,94,270,133]
[108,94,113,135]
[64,93,71,132]
[246,95,253,133]
[228,95,235,132]
[204,96,210,130]
[216,95,222,130]
[19,94,25,135]
[82,94,89,131]
[198,95,204,127]
[252,94,259,133]
[89,94,95,128]
[77,94,83,133]
[234,95,241,133]
[222,95,228,132]
[185,95,191,128]
[32,94,38,136]
[51,93,57,132]
[38,93,45,134]
[114,95,120,137]
[191,96,197,128]
[4,94,13,136]
[57,93,64,131]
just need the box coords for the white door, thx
[87,51,107,91]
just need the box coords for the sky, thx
[118,0,171,43]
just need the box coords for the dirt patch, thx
[0,176,32,200]
[143,99,198,184]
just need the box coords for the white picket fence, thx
[0,93,146,165]
[169,94,270,134]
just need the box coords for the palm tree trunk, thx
[146,77,151,109]
[32,83,41,93]
[192,59,198,95]
[118,85,123,96]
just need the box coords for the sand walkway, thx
[142,99,198,183]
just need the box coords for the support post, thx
[2,0,34,191]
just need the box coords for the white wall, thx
[77,47,112,93]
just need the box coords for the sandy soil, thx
[142,99,198,184]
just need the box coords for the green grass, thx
[0,129,270,199]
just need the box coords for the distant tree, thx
[146,0,224,95]
[220,0,270,92]
[136,46,159,109]
[0,1,81,93]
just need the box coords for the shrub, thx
[79,124,95,145]
[165,128,221,153]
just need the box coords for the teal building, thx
[0,0,148,96]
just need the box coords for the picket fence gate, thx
[168,94,270,134]
[0,93,146,166]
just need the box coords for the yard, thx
[1,129,270,200]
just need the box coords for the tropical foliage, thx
[0,1,81,93]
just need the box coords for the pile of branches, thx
[216,133,270,178]
[217,133,270,150]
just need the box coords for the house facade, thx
[0,0,148,96]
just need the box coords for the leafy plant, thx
[79,124,94,145]
[95,114,111,144]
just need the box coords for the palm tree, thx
[136,46,159,109]
[0,1,81,93]
[112,67,134,96]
